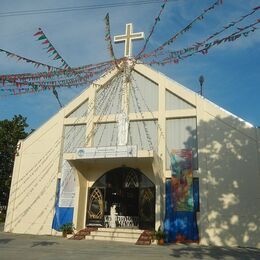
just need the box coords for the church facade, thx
[4,62,260,248]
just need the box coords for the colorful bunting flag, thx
[104,13,120,70]
[33,28,70,69]
[138,0,224,60]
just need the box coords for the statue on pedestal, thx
[110,204,117,228]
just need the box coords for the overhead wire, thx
[0,0,179,18]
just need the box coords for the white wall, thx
[5,111,63,235]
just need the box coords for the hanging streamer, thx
[147,21,259,66]
[147,5,260,60]
[0,64,114,97]
[139,0,224,60]
[136,0,168,59]
[0,48,60,71]
[104,13,121,70]
[34,28,70,69]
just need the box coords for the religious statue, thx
[117,112,129,146]
[110,204,117,228]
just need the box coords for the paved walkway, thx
[0,231,259,260]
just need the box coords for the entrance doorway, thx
[86,167,155,230]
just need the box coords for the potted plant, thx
[60,223,74,238]
[155,227,166,245]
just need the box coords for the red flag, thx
[33,30,43,37]
[41,40,49,45]
[53,53,60,60]
[47,47,55,53]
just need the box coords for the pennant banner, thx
[34,28,70,69]
[104,13,121,70]
[0,60,115,83]
[146,5,260,61]
[136,0,168,58]
[139,0,224,60]
[0,64,115,98]
[147,20,259,66]
[0,48,60,71]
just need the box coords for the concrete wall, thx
[4,110,64,234]
[4,66,118,235]
[196,98,260,248]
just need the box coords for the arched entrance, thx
[86,167,155,230]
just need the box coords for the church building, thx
[4,24,260,248]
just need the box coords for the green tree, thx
[0,115,30,218]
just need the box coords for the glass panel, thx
[128,120,158,151]
[95,76,123,116]
[166,117,198,169]
[129,71,158,113]
[166,90,194,110]
[93,122,118,147]
[67,101,88,118]
[63,125,86,153]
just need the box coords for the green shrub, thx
[59,223,74,234]
[155,226,166,240]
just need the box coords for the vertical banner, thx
[171,149,193,211]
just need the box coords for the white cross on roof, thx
[114,23,144,58]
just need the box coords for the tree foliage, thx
[0,115,30,215]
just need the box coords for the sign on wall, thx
[171,149,193,211]
[76,145,137,159]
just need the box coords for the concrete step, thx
[97,228,143,234]
[90,231,141,238]
[85,228,143,243]
[85,235,139,243]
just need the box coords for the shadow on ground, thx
[170,245,260,260]
[31,241,59,247]
[0,238,14,244]
[0,223,4,232]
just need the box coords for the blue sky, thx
[0,0,259,129]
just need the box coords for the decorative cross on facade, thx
[114,23,144,58]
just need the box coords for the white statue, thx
[110,205,117,228]
[117,112,129,146]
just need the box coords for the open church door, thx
[86,187,105,226]
[139,187,155,230]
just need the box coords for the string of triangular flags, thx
[0,65,111,89]
[0,0,258,99]
[33,28,70,69]
[146,20,259,66]
[0,60,115,85]
[104,13,120,70]
[136,0,168,59]
[139,0,224,60]
[143,5,260,60]
[0,48,60,71]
